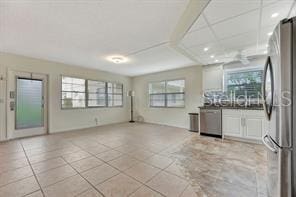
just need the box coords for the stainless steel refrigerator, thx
[262,17,295,197]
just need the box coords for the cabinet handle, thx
[241,117,246,127]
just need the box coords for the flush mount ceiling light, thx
[106,55,129,64]
[267,32,273,36]
[215,59,219,62]
[210,55,215,58]
[271,13,279,18]
[204,47,209,52]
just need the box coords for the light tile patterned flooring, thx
[0,123,267,197]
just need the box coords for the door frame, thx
[7,70,48,139]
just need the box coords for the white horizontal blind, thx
[61,76,123,109]
[224,69,263,98]
[107,83,123,107]
[87,80,106,107]
[149,79,185,108]
[62,76,86,108]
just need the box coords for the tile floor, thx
[0,123,267,197]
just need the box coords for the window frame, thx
[223,67,264,100]
[61,75,124,109]
[61,76,87,109]
[107,82,124,108]
[148,79,185,108]
[86,79,108,108]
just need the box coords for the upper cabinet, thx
[202,65,223,91]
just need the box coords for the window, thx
[61,76,123,109]
[149,81,166,107]
[224,69,263,99]
[166,80,185,107]
[149,79,185,108]
[87,80,106,107]
[62,76,86,108]
[107,82,123,107]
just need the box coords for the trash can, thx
[188,113,199,132]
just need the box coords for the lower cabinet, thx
[222,109,266,142]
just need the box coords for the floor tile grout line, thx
[20,142,46,197]
[84,144,188,197]
[26,148,83,165]
[177,183,191,197]
[39,173,79,190]
[75,145,167,197]
[0,175,37,189]
[24,189,43,197]
[0,163,31,176]
[60,156,107,197]
[1,123,267,196]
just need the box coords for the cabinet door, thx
[222,115,243,137]
[244,116,265,140]
[202,65,223,91]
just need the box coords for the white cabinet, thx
[222,109,266,142]
[223,110,243,137]
[202,65,223,91]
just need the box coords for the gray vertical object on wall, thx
[128,90,135,123]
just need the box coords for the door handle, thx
[262,56,274,120]
[262,134,278,153]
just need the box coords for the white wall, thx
[132,65,203,129]
[0,53,132,141]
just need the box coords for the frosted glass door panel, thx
[16,78,43,129]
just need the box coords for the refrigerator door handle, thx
[262,56,274,120]
[262,134,278,153]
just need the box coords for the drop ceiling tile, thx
[181,27,216,48]
[203,0,260,25]
[187,42,224,57]
[212,10,260,39]
[189,15,208,32]
[219,31,257,51]
[263,0,292,7]
[261,0,294,27]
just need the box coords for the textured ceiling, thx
[0,0,192,76]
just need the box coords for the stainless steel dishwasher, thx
[200,108,222,137]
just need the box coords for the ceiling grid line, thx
[201,13,229,59]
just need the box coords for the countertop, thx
[199,105,264,110]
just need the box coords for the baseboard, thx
[223,135,262,144]
[140,120,189,130]
[0,120,130,142]
[50,120,129,134]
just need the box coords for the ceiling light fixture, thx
[204,47,209,52]
[210,55,215,58]
[215,59,219,62]
[106,55,129,64]
[267,32,273,36]
[271,13,279,18]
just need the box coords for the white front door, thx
[7,71,48,139]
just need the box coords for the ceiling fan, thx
[219,51,250,66]
[234,52,250,65]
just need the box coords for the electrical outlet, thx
[94,117,99,125]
